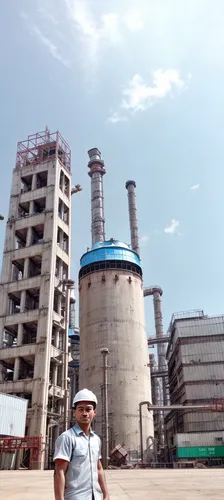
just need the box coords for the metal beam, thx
[148,404,224,412]
[148,335,169,345]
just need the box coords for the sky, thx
[1,0,224,336]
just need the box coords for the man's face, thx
[74,401,96,426]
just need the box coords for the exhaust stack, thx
[88,148,106,244]
[125,180,140,256]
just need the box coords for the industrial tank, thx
[79,239,153,453]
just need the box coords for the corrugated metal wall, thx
[175,431,224,447]
[0,393,27,437]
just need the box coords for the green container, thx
[177,446,224,458]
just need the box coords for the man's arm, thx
[54,459,69,500]
[98,460,110,500]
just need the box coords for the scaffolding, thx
[15,128,71,172]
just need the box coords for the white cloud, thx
[37,6,59,26]
[140,235,149,245]
[32,27,72,69]
[108,69,191,123]
[123,9,144,31]
[122,69,186,113]
[107,112,128,124]
[190,184,200,190]
[164,219,180,234]
[65,0,121,66]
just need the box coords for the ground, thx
[1,469,224,499]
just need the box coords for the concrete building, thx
[0,128,72,469]
[165,310,224,462]
[79,149,153,459]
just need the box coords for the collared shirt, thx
[53,424,103,500]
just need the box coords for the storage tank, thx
[79,239,153,454]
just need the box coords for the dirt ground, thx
[1,468,224,499]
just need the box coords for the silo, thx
[79,148,153,455]
[79,153,153,458]
[79,240,153,453]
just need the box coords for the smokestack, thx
[125,180,140,256]
[88,148,106,245]
[152,288,168,406]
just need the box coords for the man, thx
[53,388,110,500]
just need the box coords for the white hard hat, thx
[72,388,97,408]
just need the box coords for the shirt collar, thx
[73,423,95,436]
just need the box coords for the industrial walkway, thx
[1,469,224,499]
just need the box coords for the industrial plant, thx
[0,128,224,470]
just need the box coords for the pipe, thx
[69,284,76,329]
[148,404,224,412]
[149,354,162,444]
[139,401,151,463]
[62,279,75,431]
[125,180,140,256]
[101,348,109,469]
[139,399,224,463]
[148,335,170,345]
[144,287,168,406]
[88,148,106,244]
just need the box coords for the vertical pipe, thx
[63,279,75,431]
[69,285,76,329]
[88,148,106,245]
[101,348,109,469]
[63,283,70,431]
[125,180,140,256]
[139,401,150,463]
[153,290,168,406]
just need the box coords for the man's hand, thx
[98,460,109,499]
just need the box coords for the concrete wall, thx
[79,269,153,453]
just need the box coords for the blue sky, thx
[1,0,224,335]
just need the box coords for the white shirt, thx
[53,424,103,500]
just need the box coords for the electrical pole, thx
[101,348,109,469]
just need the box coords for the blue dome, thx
[80,239,141,269]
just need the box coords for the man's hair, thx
[73,402,96,410]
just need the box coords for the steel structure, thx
[16,128,71,172]
[0,436,42,469]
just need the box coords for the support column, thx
[52,363,58,386]
[13,290,26,381]
[23,258,29,279]
[59,260,63,281]
[29,201,34,216]
[26,227,33,247]
[54,328,60,349]
[59,229,63,250]
[57,294,62,316]
[13,358,20,381]
[32,173,37,191]
[61,172,65,194]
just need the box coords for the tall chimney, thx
[88,148,106,245]
[125,180,140,256]
[152,288,168,406]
